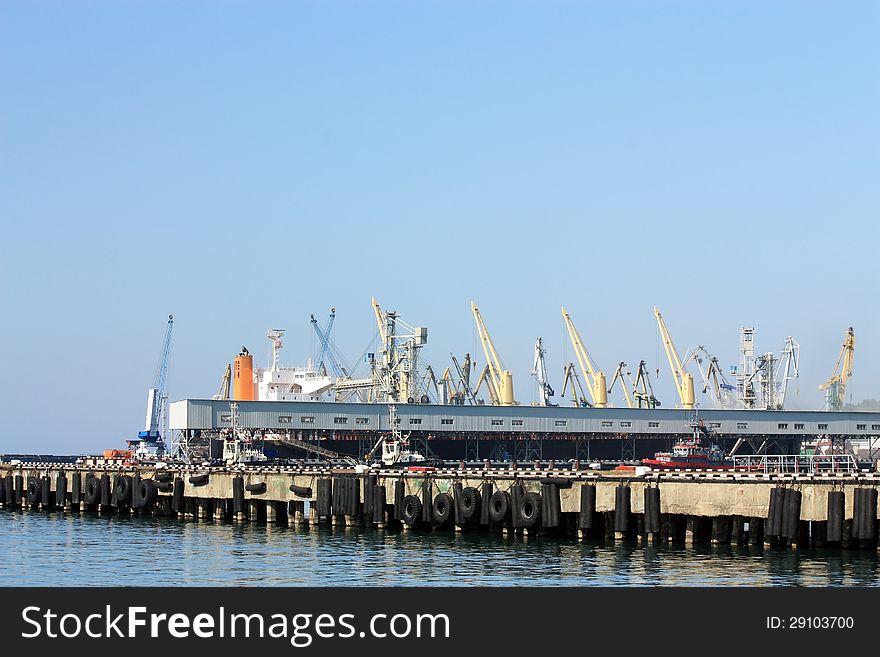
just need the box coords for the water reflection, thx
[1,512,878,587]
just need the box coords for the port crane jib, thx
[561,307,607,407]
[532,337,555,406]
[819,327,855,411]
[471,301,517,405]
[653,306,695,409]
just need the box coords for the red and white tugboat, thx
[642,416,731,469]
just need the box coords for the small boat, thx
[642,438,730,469]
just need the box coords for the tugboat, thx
[642,416,731,469]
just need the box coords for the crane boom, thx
[471,302,516,405]
[311,309,349,378]
[653,306,695,409]
[141,314,174,442]
[819,327,855,410]
[561,307,607,407]
[607,362,634,408]
[532,337,554,406]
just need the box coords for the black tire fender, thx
[26,477,40,505]
[432,492,452,525]
[488,490,510,522]
[84,477,101,505]
[401,495,423,526]
[459,487,481,520]
[135,480,159,507]
[520,491,543,528]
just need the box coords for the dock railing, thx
[730,453,861,474]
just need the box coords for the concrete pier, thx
[2,463,880,552]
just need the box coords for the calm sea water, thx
[1,511,878,587]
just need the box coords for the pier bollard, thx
[748,517,763,545]
[578,485,596,538]
[248,500,261,523]
[644,487,661,535]
[711,516,732,544]
[782,489,802,545]
[40,475,51,510]
[55,474,67,511]
[826,491,845,543]
[232,477,245,520]
[613,486,631,539]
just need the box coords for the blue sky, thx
[1,1,878,453]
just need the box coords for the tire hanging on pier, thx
[55,474,67,508]
[155,472,173,483]
[480,483,493,525]
[401,495,422,526]
[614,486,631,533]
[644,487,661,534]
[432,492,452,526]
[172,477,185,514]
[488,490,510,523]
[421,480,434,524]
[578,485,596,530]
[188,474,209,487]
[233,476,245,515]
[246,482,267,495]
[114,475,133,507]
[826,491,845,542]
[84,477,101,505]
[539,477,573,488]
[459,487,481,522]
[26,477,40,505]
[519,491,542,528]
[135,480,158,509]
[289,484,312,497]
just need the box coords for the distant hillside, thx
[843,399,880,412]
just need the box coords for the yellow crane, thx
[471,301,517,405]
[819,327,855,411]
[561,363,591,407]
[212,363,231,400]
[607,362,635,408]
[561,307,607,407]
[653,306,695,409]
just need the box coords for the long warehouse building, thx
[169,399,880,463]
